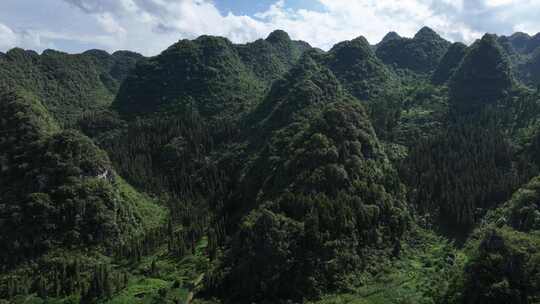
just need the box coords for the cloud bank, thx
[1,0,540,55]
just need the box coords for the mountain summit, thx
[325,36,397,100]
[380,31,401,44]
[450,34,514,112]
[3,27,540,304]
[375,26,451,73]
[432,42,467,85]
[266,29,292,44]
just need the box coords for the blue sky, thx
[0,0,539,56]
[214,0,324,15]
[215,0,286,15]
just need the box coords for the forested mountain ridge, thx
[375,27,452,74]
[431,42,467,85]
[2,27,540,304]
[0,48,142,125]
[0,89,167,301]
[207,55,408,302]
[114,30,310,120]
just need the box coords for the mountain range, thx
[2,27,540,304]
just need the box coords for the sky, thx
[1,0,540,56]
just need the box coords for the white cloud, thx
[58,0,488,55]
[2,0,540,55]
[0,23,17,51]
[96,13,126,36]
[485,0,514,7]
[58,0,275,55]
[0,23,54,52]
[251,0,483,49]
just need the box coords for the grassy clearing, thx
[103,237,209,304]
[311,228,465,304]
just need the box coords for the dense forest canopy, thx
[2,27,540,304]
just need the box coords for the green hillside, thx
[2,27,540,304]
[0,48,142,125]
[375,27,451,75]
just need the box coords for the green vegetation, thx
[204,55,408,302]
[432,42,467,85]
[309,228,465,304]
[440,176,540,303]
[0,48,141,125]
[324,36,398,101]
[114,36,264,120]
[3,27,540,304]
[449,34,514,113]
[376,27,451,74]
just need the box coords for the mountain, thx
[83,49,143,90]
[518,48,540,87]
[431,42,467,85]
[442,176,540,304]
[107,30,312,200]
[237,30,312,85]
[526,33,540,54]
[0,89,166,300]
[207,54,408,302]
[401,35,527,237]
[323,36,398,101]
[114,36,264,120]
[114,30,310,121]
[496,32,540,87]
[449,34,514,113]
[0,48,142,125]
[3,28,540,304]
[379,31,401,44]
[401,119,520,236]
[498,32,540,55]
[376,26,452,74]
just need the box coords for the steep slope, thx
[106,31,311,198]
[0,89,165,263]
[526,33,540,54]
[0,48,142,125]
[449,34,514,113]
[206,54,409,303]
[323,36,398,101]
[83,49,143,92]
[498,32,540,55]
[432,42,467,85]
[442,176,540,304]
[379,31,401,45]
[114,31,310,122]
[376,27,451,74]
[507,32,532,53]
[402,35,525,237]
[401,119,520,236]
[4,27,540,304]
[0,90,167,299]
[114,36,264,120]
[237,30,311,85]
[496,32,540,87]
[518,47,540,87]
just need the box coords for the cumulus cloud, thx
[0,23,54,52]
[0,23,17,51]
[59,0,273,54]
[56,0,493,54]
[2,0,540,55]
[57,0,485,54]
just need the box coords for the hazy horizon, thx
[1,0,540,56]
